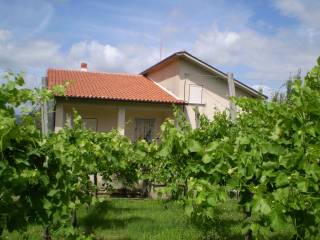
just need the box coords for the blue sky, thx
[0,0,319,95]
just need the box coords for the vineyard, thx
[1,57,320,240]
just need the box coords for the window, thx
[189,84,203,104]
[83,118,98,131]
[134,119,155,143]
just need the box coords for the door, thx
[134,118,155,142]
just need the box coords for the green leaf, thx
[43,198,52,210]
[47,189,58,197]
[205,207,214,219]
[206,141,219,152]
[187,140,202,153]
[238,136,250,145]
[253,196,271,215]
[270,211,287,231]
[297,180,308,192]
[275,173,289,187]
[207,194,217,206]
[272,187,289,202]
[202,154,211,164]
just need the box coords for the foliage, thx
[0,73,137,239]
[139,57,320,239]
[0,72,65,234]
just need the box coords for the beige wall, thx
[146,57,256,128]
[63,103,118,132]
[146,59,181,97]
[54,99,173,140]
[179,58,228,127]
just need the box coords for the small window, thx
[189,84,203,104]
[83,118,98,131]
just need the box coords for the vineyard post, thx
[41,77,48,136]
[227,73,236,121]
[94,174,98,197]
[42,226,50,240]
[72,209,77,228]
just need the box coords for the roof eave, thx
[55,95,186,105]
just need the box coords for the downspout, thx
[183,73,187,113]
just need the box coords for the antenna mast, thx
[160,39,163,60]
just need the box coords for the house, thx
[46,51,265,140]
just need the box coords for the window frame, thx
[188,84,203,104]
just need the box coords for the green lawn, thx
[2,199,245,240]
[80,199,202,240]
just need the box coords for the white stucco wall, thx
[146,56,257,128]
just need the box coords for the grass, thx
[3,198,291,240]
[2,199,204,240]
[79,199,202,240]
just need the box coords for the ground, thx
[3,199,244,240]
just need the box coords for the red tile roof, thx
[47,69,184,104]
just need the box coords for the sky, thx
[0,0,320,96]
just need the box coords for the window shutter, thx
[189,85,203,104]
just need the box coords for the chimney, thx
[80,62,88,72]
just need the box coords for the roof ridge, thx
[47,68,142,77]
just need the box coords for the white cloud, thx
[193,21,319,87]
[273,0,320,29]
[189,0,320,90]
[273,0,320,43]
[68,41,125,71]
[0,31,159,76]
[66,41,159,73]
[0,37,63,69]
[0,37,160,89]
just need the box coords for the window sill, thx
[187,103,206,106]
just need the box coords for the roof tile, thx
[47,69,184,104]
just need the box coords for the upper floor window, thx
[189,84,203,104]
